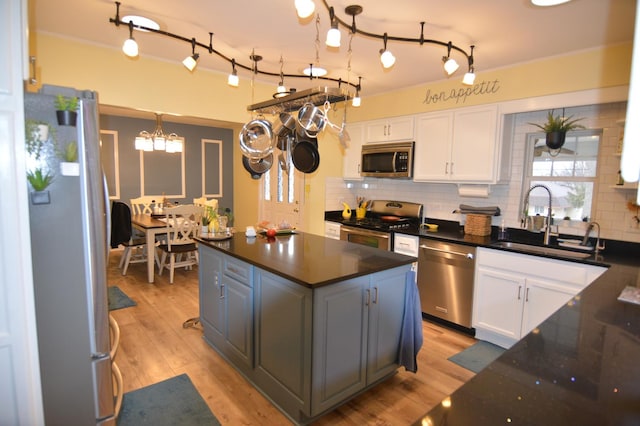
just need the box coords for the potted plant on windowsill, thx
[58,140,79,176]
[529,110,585,150]
[54,94,79,126]
[27,168,54,204]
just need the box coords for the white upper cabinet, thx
[414,104,502,183]
[342,122,364,180]
[365,116,414,142]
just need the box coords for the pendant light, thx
[134,113,182,153]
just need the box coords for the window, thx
[523,130,601,223]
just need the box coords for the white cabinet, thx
[473,247,606,348]
[413,105,501,183]
[365,116,414,142]
[342,122,364,180]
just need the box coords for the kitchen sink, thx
[492,241,593,259]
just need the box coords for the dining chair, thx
[193,197,218,211]
[157,204,203,283]
[110,201,156,275]
[130,196,157,215]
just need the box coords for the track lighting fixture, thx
[122,21,138,57]
[182,38,200,71]
[295,0,316,19]
[325,7,341,47]
[110,2,359,100]
[462,45,476,85]
[379,33,396,69]
[442,41,459,75]
[227,59,239,87]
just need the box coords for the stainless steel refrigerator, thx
[26,86,116,425]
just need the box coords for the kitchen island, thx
[197,232,416,425]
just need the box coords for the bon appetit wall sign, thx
[423,79,501,105]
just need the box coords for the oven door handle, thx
[420,244,474,259]
[341,227,391,239]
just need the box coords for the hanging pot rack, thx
[247,86,349,115]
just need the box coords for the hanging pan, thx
[291,137,320,174]
[242,153,273,179]
[239,118,274,159]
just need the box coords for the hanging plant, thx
[529,110,585,150]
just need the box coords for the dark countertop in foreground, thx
[413,259,640,425]
[197,231,415,288]
[405,221,640,424]
[326,212,640,424]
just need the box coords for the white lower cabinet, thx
[473,247,606,348]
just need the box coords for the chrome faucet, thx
[582,221,604,254]
[522,184,553,245]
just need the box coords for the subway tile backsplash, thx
[326,101,640,243]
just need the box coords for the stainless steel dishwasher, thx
[417,238,476,329]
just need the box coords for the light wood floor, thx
[108,249,477,425]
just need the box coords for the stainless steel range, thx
[339,200,423,251]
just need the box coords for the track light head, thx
[122,21,138,57]
[183,38,199,71]
[379,33,395,68]
[228,59,239,87]
[295,0,316,18]
[325,7,341,47]
[442,42,459,75]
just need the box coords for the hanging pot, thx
[274,112,296,137]
[242,153,273,179]
[239,118,274,159]
[545,131,566,150]
[297,102,326,138]
[291,137,320,174]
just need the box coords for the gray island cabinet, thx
[198,232,415,425]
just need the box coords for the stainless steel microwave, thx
[360,141,414,178]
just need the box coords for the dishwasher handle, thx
[420,244,474,259]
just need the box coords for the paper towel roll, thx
[457,184,491,198]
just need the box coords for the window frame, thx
[522,129,602,224]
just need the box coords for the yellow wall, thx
[33,33,632,236]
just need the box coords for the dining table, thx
[130,213,167,283]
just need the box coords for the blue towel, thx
[398,270,423,373]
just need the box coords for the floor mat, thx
[447,340,506,373]
[117,374,220,425]
[108,286,136,311]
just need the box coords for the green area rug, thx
[117,374,220,425]
[448,340,506,373]
[108,286,136,311]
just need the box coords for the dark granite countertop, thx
[197,231,415,288]
[413,260,640,425]
[326,212,640,423]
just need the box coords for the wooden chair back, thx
[164,204,203,249]
[130,196,157,215]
